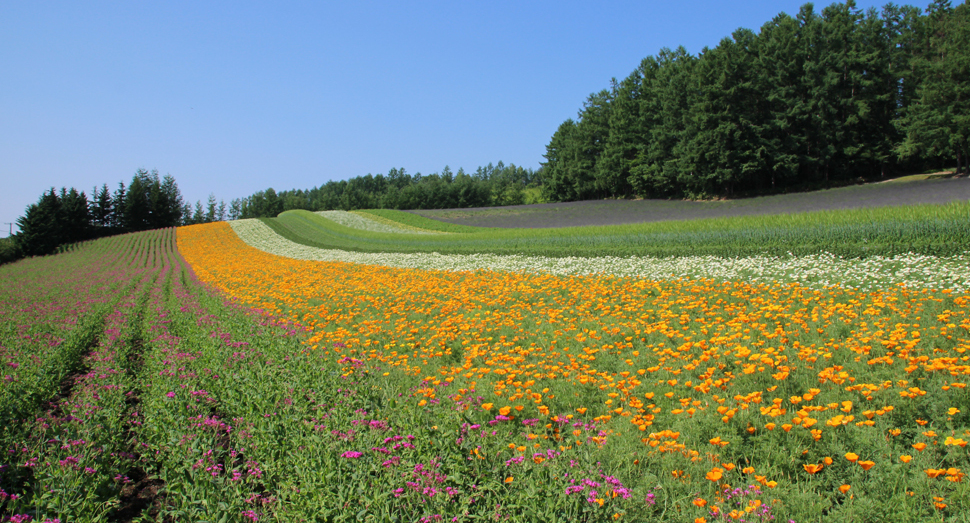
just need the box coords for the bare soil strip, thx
[411,177,970,228]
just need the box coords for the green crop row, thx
[264,201,970,258]
[355,209,486,233]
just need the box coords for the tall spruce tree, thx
[596,73,641,198]
[541,119,580,201]
[16,189,63,257]
[60,188,91,243]
[898,1,970,172]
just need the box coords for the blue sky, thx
[1,0,894,234]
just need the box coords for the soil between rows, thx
[409,177,970,228]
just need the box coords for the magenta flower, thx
[341,451,363,459]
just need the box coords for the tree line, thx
[542,0,970,201]
[11,169,229,259]
[232,162,541,218]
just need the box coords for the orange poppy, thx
[803,463,824,474]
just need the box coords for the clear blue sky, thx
[1,0,895,234]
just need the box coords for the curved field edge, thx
[316,210,440,235]
[229,218,970,292]
[409,177,970,229]
[178,221,970,522]
[264,202,970,259]
[356,209,486,233]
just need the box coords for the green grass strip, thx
[355,209,486,233]
[263,202,970,259]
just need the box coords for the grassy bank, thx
[262,202,970,259]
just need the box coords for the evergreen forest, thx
[9,169,228,260]
[542,0,970,200]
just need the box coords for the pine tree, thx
[60,188,91,243]
[897,1,970,172]
[541,119,580,201]
[91,184,113,229]
[124,171,151,231]
[16,189,62,257]
[596,73,641,198]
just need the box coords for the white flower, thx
[230,219,970,292]
[314,211,436,234]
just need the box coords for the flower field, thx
[182,221,967,522]
[2,211,969,522]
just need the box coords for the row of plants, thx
[259,202,970,259]
[1,229,341,521]
[0,230,177,520]
[230,217,970,292]
[4,208,969,521]
[176,221,970,522]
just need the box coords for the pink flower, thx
[166,392,176,398]
[341,451,363,459]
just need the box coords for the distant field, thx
[411,177,970,228]
[252,201,970,260]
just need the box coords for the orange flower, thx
[912,442,927,452]
[803,463,824,475]
[504,476,514,484]
[900,455,913,463]
[926,469,946,478]
[576,407,587,415]
[944,437,967,447]
[844,452,859,463]
[706,467,724,482]
[498,405,512,416]
[482,403,494,411]
[709,437,729,447]
[823,456,833,465]
[839,484,851,494]
[742,466,755,474]
[858,460,875,471]
[693,498,708,507]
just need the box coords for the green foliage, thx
[545,1,968,201]
[897,1,970,173]
[0,237,19,265]
[3,221,970,521]
[236,162,543,218]
[264,202,970,259]
[12,169,220,259]
[356,209,487,233]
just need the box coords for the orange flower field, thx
[177,221,970,521]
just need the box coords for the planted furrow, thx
[0,230,181,521]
